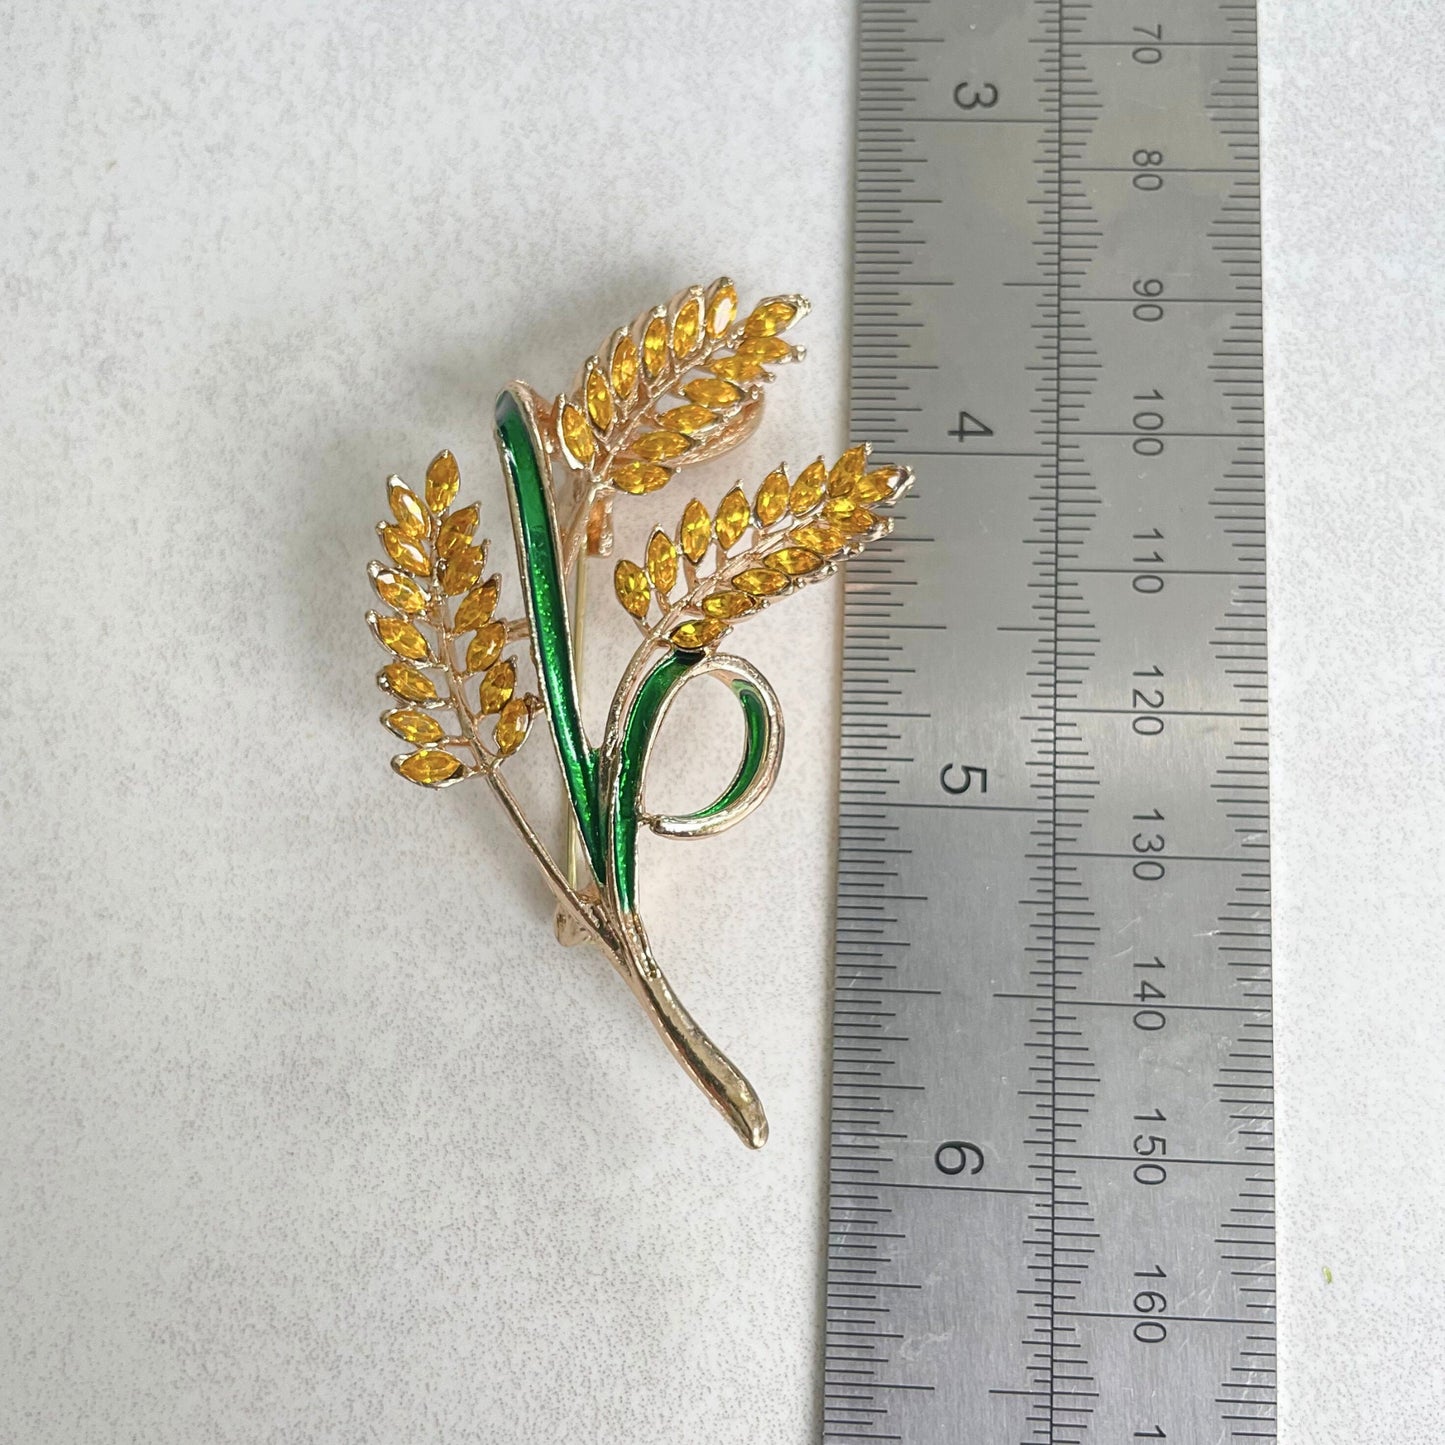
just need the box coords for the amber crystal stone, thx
[715,487,751,550]
[613,558,651,618]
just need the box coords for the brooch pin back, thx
[366,278,912,1147]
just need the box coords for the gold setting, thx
[365,279,913,1147]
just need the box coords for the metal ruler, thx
[825,2,1273,1441]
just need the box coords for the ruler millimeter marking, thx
[826,2,1272,1442]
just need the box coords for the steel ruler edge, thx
[823,2,1274,1442]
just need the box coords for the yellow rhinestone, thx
[494,697,531,756]
[790,459,828,514]
[614,559,652,618]
[708,354,764,382]
[715,486,751,550]
[425,450,460,513]
[769,546,824,576]
[790,521,846,554]
[382,662,436,702]
[754,466,790,526]
[559,401,595,464]
[385,709,444,745]
[373,568,427,615]
[613,460,672,495]
[657,405,716,435]
[744,299,800,337]
[436,503,479,561]
[732,567,789,596]
[684,377,743,409]
[672,297,702,356]
[375,615,430,660]
[700,591,756,619]
[632,430,692,462]
[736,335,792,364]
[396,749,463,785]
[466,621,506,674]
[479,658,516,714]
[442,544,483,595]
[829,444,868,497]
[585,367,614,432]
[706,282,738,337]
[679,499,711,564]
[388,478,428,539]
[454,576,501,631]
[647,529,679,595]
[671,617,727,650]
[642,316,669,377]
[854,467,902,503]
[611,335,638,397]
[381,525,431,577]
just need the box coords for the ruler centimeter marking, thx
[826,2,1273,1442]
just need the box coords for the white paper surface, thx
[1,2,1441,1441]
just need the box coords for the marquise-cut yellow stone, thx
[611,335,639,398]
[613,460,671,495]
[454,576,501,631]
[466,621,506,674]
[426,450,460,513]
[790,521,846,554]
[559,401,595,464]
[373,568,427,615]
[708,354,764,383]
[388,478,428,539]
[382,524,432,577]
[614,558,651,618]
[494,697,531,756]
[715,486,751,550]
[829,444,868,497]
[684,376,743,409]
[436,503,479,561]
[647,529,679,595]
[700,591,756,619]
[679,498,711,563]
[706,281,738,337]
[382,662,436,702]
[642,316,669,377]
[396,749,463,785]
[385,709,445,745]
[854,467,902,502]
[479,658,516,715]
[585,367,614,432]
[376,615,430,660]
[736,335,792,364]
[732,567,789,596]
[769,546,824,576]
[442,544,484,595]
[790,459,828,515]
[672,297,702,356]
[657,404,716,435]
[755,466,789,526]
[632,430,692,462]
[744,299,800,337]
[671,617,726,650]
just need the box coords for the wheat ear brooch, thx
[366,277,912,1148]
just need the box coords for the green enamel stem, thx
[494,389,604,882]
[610,654,774,913]
[694,679,770,822]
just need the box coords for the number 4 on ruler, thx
[948,409,994,443]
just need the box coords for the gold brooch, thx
[366,278,912,1147]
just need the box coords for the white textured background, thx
[1,2,1440,1442]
